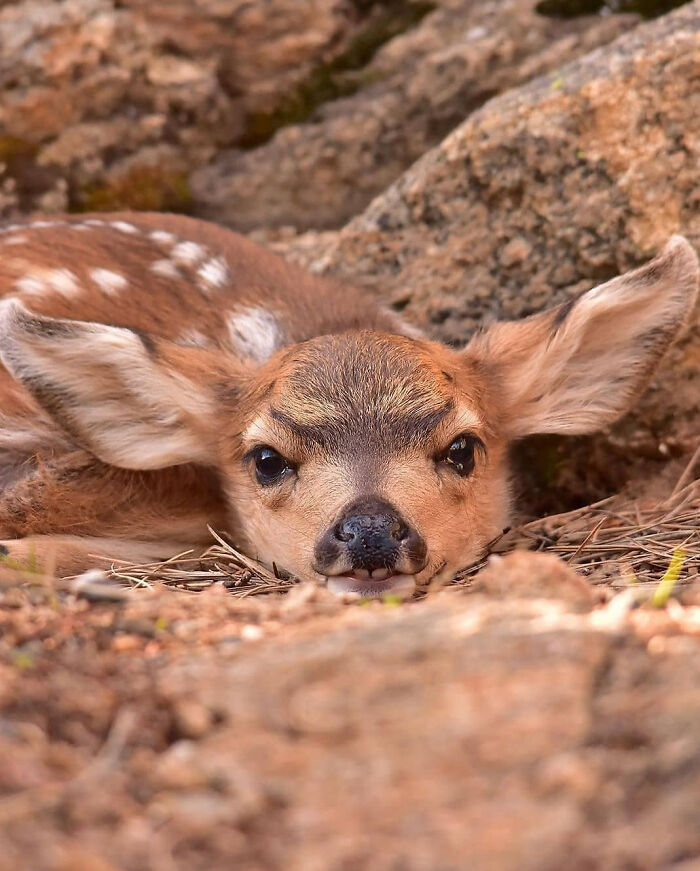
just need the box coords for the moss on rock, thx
[73,167,192,214]
[240,1,435,148]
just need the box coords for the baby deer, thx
[0,214,697,596]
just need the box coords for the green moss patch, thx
[0,136,39,165]
[72,166,192,214]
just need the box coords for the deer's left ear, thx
[464,236,699,438]
[0,301,244,469]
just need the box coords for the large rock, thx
[192,0,636,230]
[283,1,700,506]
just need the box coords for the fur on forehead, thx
[252,331,481,451]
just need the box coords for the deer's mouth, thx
[324,570,416,599]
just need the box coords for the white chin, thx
[325,574,416,599]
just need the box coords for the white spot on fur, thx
[151,259,180,279]
[150,230,176,245]
[47,269,81,298]
[197,256,229,292]
[227,307,282,362]
[90,268,127,295]
[177,328,211,348]
[2,235,28,245]
[85,219,105,227]
[110,220,139,235]
[15,276,47,297]
[171,241,206,266]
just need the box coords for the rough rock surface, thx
[2,565,700,871]
[0,0,388,215]
[192,0,637,230]
[281,2,700,507]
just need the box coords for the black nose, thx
[324,496,424,573]
[336,511,408,545]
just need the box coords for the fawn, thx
[0,214,697,596]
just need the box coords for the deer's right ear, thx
[0,301,247,470]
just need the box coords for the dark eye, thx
[250,446,294,486]
[440,435,481,477]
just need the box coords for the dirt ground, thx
[1,518,700,871]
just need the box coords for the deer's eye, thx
[439,435,481,477]
[250,446,294,486]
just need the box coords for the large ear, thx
[465,236,699,438]
[0,300,238,469]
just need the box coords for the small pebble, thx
[172,700,213,739]
[111,634,141,652]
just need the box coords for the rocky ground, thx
[1,553,700,871]
[1,0,699,868]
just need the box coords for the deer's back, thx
[0,212,393,350]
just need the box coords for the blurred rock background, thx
[0,0,637,226]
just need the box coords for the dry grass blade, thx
[105,528,296,596]
[455,478,700,591]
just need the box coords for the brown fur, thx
[0,214,696,589]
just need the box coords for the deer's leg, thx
[0,450,228,576]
